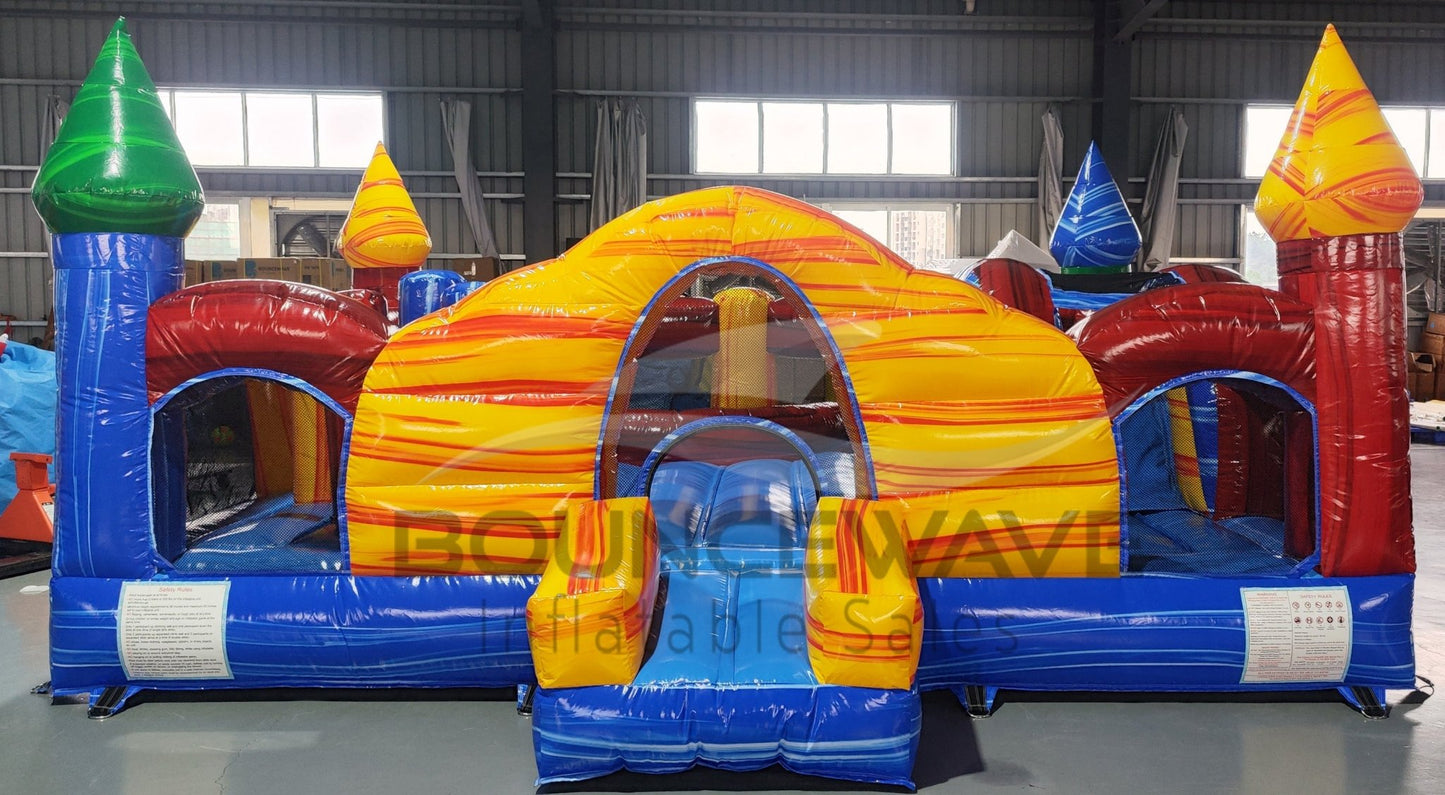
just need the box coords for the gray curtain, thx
[590,98,648,231]
[42,94,69,270]
[42,94,68,156]
[1137,106,1188,271]
[439,97,500,259]
[1036,106,1065,247]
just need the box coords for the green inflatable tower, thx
[32,17,204,236]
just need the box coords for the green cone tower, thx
[32,18,204,578]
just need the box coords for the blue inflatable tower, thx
[30,18,204,578]
[1049,141,1142,273]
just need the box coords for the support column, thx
[1091,1,1133,179]
[1091,1,1169,203]
[522,0,558,261]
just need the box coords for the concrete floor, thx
[2,447,1444,794]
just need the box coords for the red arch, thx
[147,281,389,412]
[1070,283,1316,414]
[970,258,1056,324]
[1162,263,1249,285]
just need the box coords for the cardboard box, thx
[189,260,234,281]
[213,259,246,280]
[330,259,353,290]
[1412,374,1432,401]
[245,257,301,283]
[297,258,352,291]
[449,256,502,282]
[1427,312,1445,336]
[297,258,327,288]
[1410,352,1437,401]
[1423,331,1445,359]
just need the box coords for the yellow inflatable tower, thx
[338,142,432,309]
[1254,25,1422,240]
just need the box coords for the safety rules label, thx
[118,581,232,680]
[1240,586,1351,683]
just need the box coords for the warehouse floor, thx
[1,447,1443,794]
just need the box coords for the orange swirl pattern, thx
[1254,25,1424,242]
[526,497,659,687]
[337,142,433,269]
[344,186,1119,578]
[804,498,923,689]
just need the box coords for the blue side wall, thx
[51,233,182,578]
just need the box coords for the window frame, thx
[156,87,388,170]
[691,97,957,178]
[816,201,960,266]
[1242,101,1440,180]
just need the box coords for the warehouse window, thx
[186,203,244,260]
[819,203,955,267]
[159,89,385,169]
[1240,207,1277,289]
[1244,103,1436,178]
[694,99,954,176]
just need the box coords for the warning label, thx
[1240,586,1351,683]
[117,582,232,680]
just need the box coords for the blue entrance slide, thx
[530,457,922,787]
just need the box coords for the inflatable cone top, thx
[337,143,432,269]
[1254,25,1423,242]
[1048,141,1141,272]
[32,18,204,236]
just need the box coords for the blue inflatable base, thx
[532,683,921,787]
[917,573,1414,692]
[50,568,1411,789]
[52,572,1413,696]
[50,573,538,694]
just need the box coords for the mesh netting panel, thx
[178,382,258,541]
[603,260,865,499]
[152,376,344,572]
[1119,379,1308,576]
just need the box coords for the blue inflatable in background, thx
[442,279,487,304]
[398,268,466,325]
[0,339,57,506]
[1049,141,1142,272]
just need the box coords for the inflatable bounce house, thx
[35,19,1417,788]
[0,337,57,573]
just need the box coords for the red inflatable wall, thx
[1276,233,1414,576]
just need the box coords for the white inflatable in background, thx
[984,229,1061,273]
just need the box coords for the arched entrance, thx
[150,369,351,574]
[1116,370,1319,576]
[595,256,874,501]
